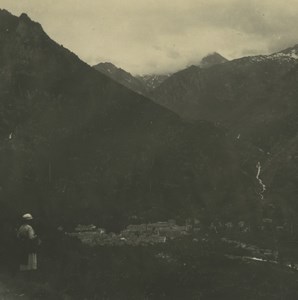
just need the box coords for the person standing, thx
[17,213,39,272]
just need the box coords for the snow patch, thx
[248,50,298,64]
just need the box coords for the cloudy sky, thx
[1,0,298,74]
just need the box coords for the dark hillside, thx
[0,10,257,231]
[93,62,147,95]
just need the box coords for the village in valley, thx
[67,219,193,246]
[66,217,289,249]
[63,216,298,271]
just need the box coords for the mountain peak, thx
[0,10,33,24]
[19,12,30,20]
[278,44,298,57]
[200,52,228,68]
[0,10,49,48]
[252,43,298,63]
[18,12,43,30]
[0,9,12,16]
[93,61,148,94]
[93,62,132,76]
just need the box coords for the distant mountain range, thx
[151,46,298,123]
[0,10,256,230]
[93,44,298,225]
[136,74,171,91]
[93,52,228,96]
[148,46,298,224]
[93,62,171,95]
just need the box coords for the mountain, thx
[93,62,170,94]
[151,45,298,132]
[93,62,146,95]
[199,52,228,68]
[0,10,257,230]
[150,45,298,223]
[93,53,227,95]
[136,74,171,90]
[135,53,228,91]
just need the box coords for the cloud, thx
[1,0,298,74]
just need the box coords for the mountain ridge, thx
[92,52,228,95]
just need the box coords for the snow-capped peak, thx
[247,48,298,64]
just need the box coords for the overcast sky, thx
[1,0,298,74]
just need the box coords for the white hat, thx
[22,213,33,220]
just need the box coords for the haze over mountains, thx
[199,52,229,68]
[93,52,228,96]
[0,10,258,230]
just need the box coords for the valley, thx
[1,7,298,299]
